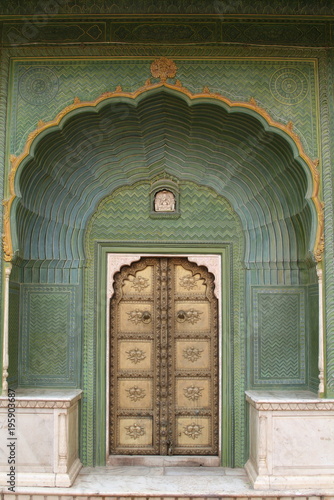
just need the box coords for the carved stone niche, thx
[154,189,176,212]
[149,176,180,218]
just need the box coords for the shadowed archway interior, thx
[14,90,313,267]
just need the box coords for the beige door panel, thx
[110,257,218,456]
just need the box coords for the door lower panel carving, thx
[110,257,218,456]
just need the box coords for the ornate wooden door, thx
[109,257,218,456]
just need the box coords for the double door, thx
[109,257,218,455]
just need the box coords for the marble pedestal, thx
[245,390,334,490]
[0,389,82,488]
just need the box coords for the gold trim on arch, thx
[3,58,324,262]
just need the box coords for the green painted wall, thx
[0,5,331,469]
[10,59,318,158]
[19,284,80,387]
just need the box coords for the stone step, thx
[2,467,334,500]
[2,495,333,500]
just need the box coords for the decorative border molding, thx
[246,393,334,411]
[0,391,82,409]
[249,401,334,411]
[0,399,77,409]
[20,285,78,386]
[252,287,306,385]
[107,253,221,302]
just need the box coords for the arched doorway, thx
[5,80,322,467]
[109,257,218,457]
[86,180,241,465]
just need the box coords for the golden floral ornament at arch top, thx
[150,57,178,82]
[125,422,146,440]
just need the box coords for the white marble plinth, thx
[0,389,82,488]
[245,390,334,490]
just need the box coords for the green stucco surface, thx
[1,3,332,471]
[11,59,318,158]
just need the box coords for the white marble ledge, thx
[8,467,334,496]
[0,388,82,408]
[246,390,334,410]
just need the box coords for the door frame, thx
[94,242,231,465]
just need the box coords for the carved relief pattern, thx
[247,401,334,411]
[187,256,221,302]
[127,309,152,324]
[270,68,309,105]
[125,423,146,439]
[183,385,204,401]
[129,275,149,292]
[126,348,147,365]
[177,308,203,324]
[126,386,146,402]
[183,422,204,440]
[159,257,169,455]
[179,274,200,290]
[107,254,142,298]
[19,67,59,105]
[154,190,176,212]
[183,346,204,363]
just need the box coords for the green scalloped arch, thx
[10,87,317,267]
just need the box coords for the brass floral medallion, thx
[126,385,146,402]
[183,346,204,363]
[183,422,204,440]
[129,275,149,292]
[125,423,146,440]
[176,308,202,324]
[183,385,204,401]
[126,347,147,364]
[179,274,200,290]
[127,309,152,324]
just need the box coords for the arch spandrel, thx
[3,58,323,265]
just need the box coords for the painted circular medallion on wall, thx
[19,67,59,105]
[270,68,309,105]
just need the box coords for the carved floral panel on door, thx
[110,257,218,455]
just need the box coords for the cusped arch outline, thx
[3,79,324,263]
